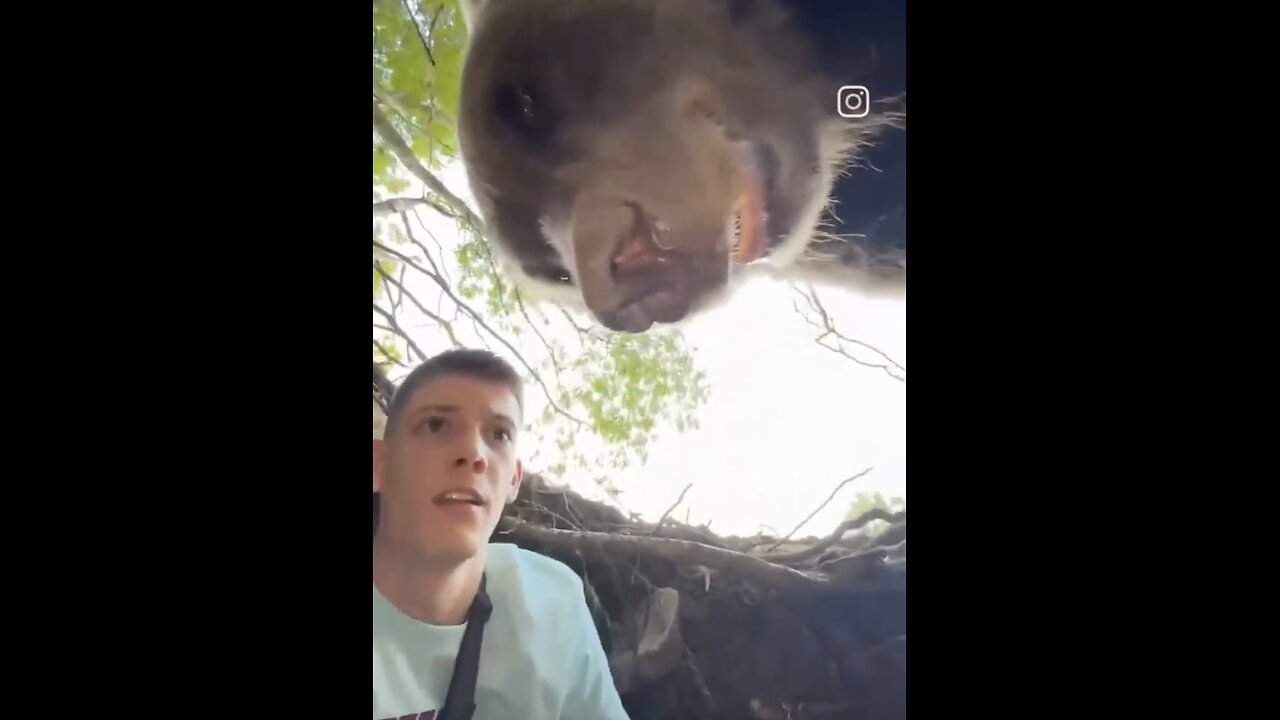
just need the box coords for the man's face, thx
[373,373,524,565]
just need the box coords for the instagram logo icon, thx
[838,85,870,118]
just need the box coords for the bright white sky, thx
[375,160,905,540]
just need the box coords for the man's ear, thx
[506,459,524,503]
[373,438,387,493]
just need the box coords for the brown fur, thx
[457,0,903,331]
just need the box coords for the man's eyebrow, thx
[410,405,516,427]
[411,404,460,415]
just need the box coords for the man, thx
[373,348,630,720]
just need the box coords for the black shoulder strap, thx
[438,573,493,720]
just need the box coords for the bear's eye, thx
[493,83,556,145]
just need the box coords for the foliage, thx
[844,491,905,535]
[845,491,906,519]
[373,0,466,197]
[371,0,710,501]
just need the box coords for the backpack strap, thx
[438,573,492,720]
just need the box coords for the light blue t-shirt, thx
[373,542,630,720]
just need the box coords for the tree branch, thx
[403,210,455,291]
[401,0,435,66]
[374,262,462,348]
[648,483,693,536]
[791,284,905,382]
[498,516,838,593]
[373,340,413,370]
[372,85,437,142]
[764,467,874,551]
[376,256,408,317]
[374,197,431,218]
[373,238,592,431]
[470,228,565,386]
[817,539,906,583]
[558,307,597,350]
[761,509,905,563]
[366,129,593,430]
[372,302,428,361]
[392,264,408,315]
[372,100,482,229]
[388,218,578,414]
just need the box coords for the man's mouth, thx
[432,488,486,507]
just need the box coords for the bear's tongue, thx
[732,145,769,265]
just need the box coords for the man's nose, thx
[452,434,488,473]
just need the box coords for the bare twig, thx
[427,2,444,36]
[648,483,693,536]
[509,290,563,384]
[765,467,874,551]
[374,262,462,348]
[372,101,482,229]
[401,0,435,66]
[468,243,565,386]
[372,89,451,160]
[371,85,412,119]
[818,539,906,582]
[373,340,413,369]
[424,199,460,219]
[391,210,459,324]
[397,213,455,293]
[521,499,584,532]
[532,482,591,530]
[376,256,407,317]
[792,284,905,382]
[559,307,596,350]
[471,315,494,351]
[471,238,561,378]
[370,116,591,428]
[374,197,431,217]
[805,286,903,373]
[498,516,838,593]
[373,303,428,361]
[407,211,453,290]
[392,264,408,315]
[762,509,905,563]
[373,239,591,431]
[372,85,432,137]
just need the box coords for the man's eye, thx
[494,428,512,442]
[424,417,446,432]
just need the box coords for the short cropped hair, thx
[383,348,524,438]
